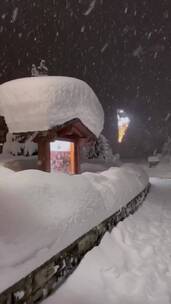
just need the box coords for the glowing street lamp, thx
[117,110,130,143]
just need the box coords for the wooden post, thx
[74,139,80,174]
[38,141,50,172]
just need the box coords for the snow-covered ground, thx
[0,154,38,171]
[45,177,171,304]
[123,158,171,179]
[145,161,171,179]
[0,163,148,292]
[1,152,171,302]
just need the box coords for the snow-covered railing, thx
[0,183,150,304]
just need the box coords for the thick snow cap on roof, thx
[0,76,104,137]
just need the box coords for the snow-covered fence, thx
[0,183,150,304]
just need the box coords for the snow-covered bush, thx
[31,59,48,77]
[23,133,38,156]
[3,133,23,156]
[161,137,171,162]
[147,155,160,167]
[82,134,118,163]
[3,132,37,156]
[162,136,171,156]
[149,136,171,165]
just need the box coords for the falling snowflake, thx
[101,43,108,53]
[83,0,96,16]
[11,7,19,23]
[133,45,143,58]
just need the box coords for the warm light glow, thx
[117,110,130,143]
[118,123,129,143]
[50,140,75,174]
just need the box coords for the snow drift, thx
[0,165,148,291]
[45,178,171,304]
[0,76,104,136]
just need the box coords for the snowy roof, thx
[0,76,104,137]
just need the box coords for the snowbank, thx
[142,161,171,179]
[81,161,111,173]
[0,165,148,291]
[0,76,104,136]
[45,178,171,304]
[0,153,38,171]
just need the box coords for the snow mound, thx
[0,76,104,136]
[45,178,171,304]
[0,165,148,291]
[148,155,160,163]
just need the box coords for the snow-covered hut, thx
[0,76,104,173]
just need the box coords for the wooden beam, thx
[74,139,80,174]
[38,141,50,172]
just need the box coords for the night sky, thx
[0,0,171,156]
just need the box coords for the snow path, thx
[45,178,171,304]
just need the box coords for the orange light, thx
[70,142,75,174]
[118,123,129,143]
[117,110,130,143]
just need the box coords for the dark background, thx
[0,0,171,157]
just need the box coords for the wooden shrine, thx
[0,76,103,173]
[34,118,96,174]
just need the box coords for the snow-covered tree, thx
[37,59,48,76]
[23,133,38,156]
[3,133,23,156]
[161,136,171,161]
[3,132,37,156]
[31,60,48,77]
[83,134,117,163]
[31,64,39,77]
